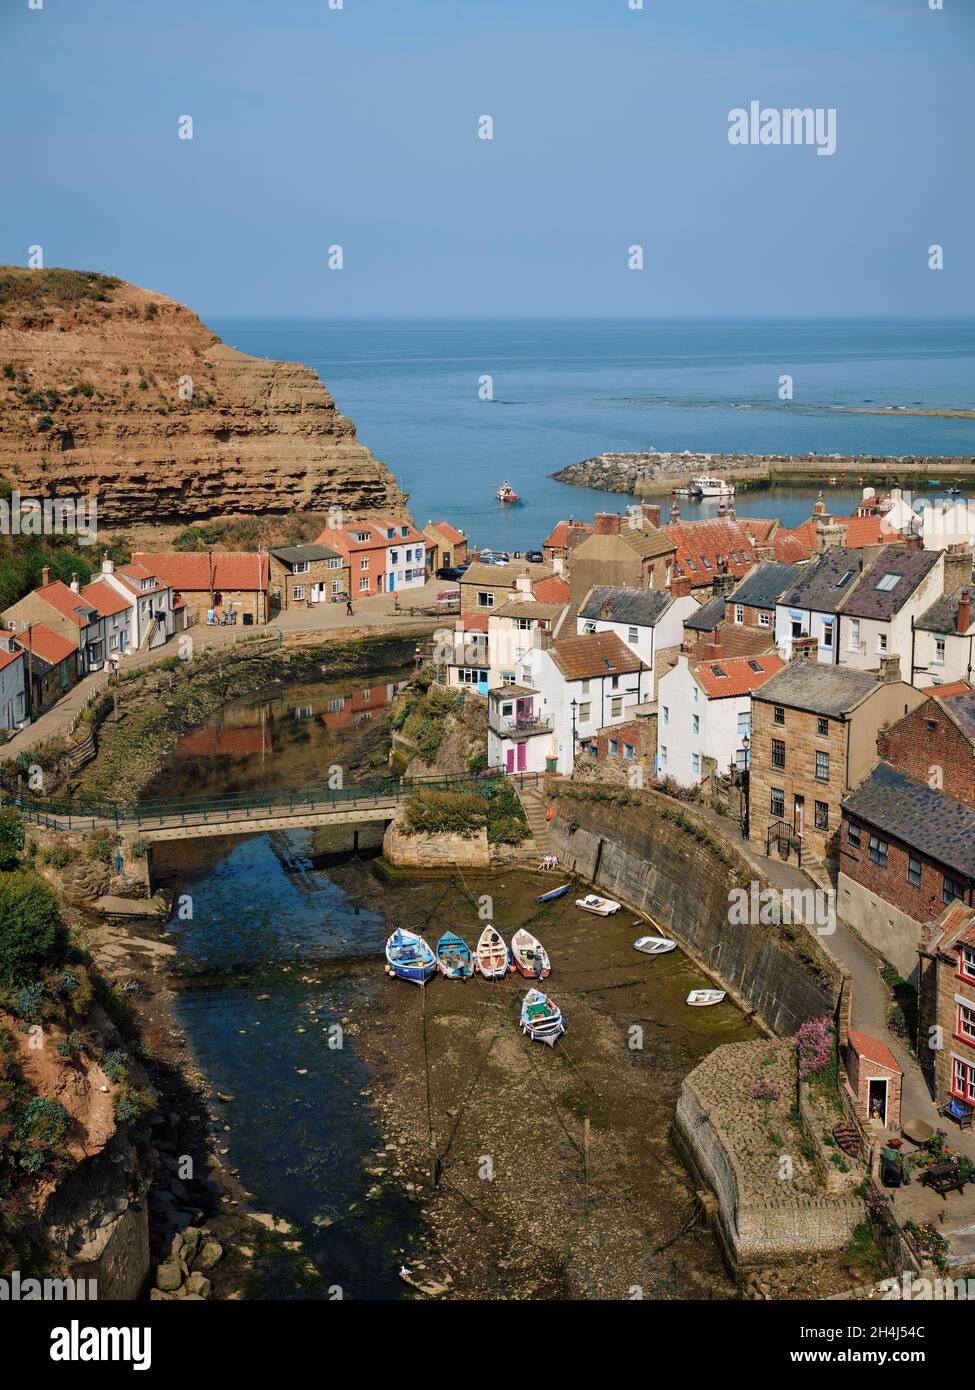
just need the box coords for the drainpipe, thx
[910,614,917,686]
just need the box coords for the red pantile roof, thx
[133,552,270,592]
[13,622,77,666]
[533,574,570,603]
[458,613,490,632]
[692,652,785,699]
[663,519,754,585]
[80,579,131,619]
[847,1029,903,1074]
[550,631,645,681]
[768,529,816,563]
[739,517,777,544]
[0,646,23,673]
[543,519,594,550]
[425,520,466,545]
[35,580,95,628]
[921,681,972,699]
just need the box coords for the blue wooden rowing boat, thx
[435,931,474,979]
[385,928,437,985]
[536,884,570,903]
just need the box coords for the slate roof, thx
[777,547,865,615]
[943,692,975,743]
[838,545,941,620]
[728,561,803,612]
[842,761,975,882]
[684,595,726,631]
[752,660,880,716]
[269,544,344,567]
[549,631,646,681]
[916,585,975,635]
[578,587,673,627]
[461,562,553,588]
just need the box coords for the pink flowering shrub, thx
[796,1016,833,1080]
[750,1078,781,1102]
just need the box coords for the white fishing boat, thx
[575,894,621,917]
[496,481,520,504]
[511,928,551,978]
[520,988,565,1046]
[475,926,511,978]
[686,988,726,1007]
[689,474,735,499]
[634,935,677,955]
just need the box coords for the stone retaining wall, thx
[383,818,489,869]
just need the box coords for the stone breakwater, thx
[551,450,975,496]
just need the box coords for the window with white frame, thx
[662,705,669,726]
[691,753,700,774]
[293,561,309,574]
[734,604,744,625]
[477,592,494,608]
[579,702,591,721]
[848,618,860,651]
[627,625,638,643]
[952,1055,975,1104]
[360,557,369,570]
[960,945,975,982]
[293,586,304,600]
[359,576,369,591]
[935,637,946,664]
[610,697,622,717]
[958,1001,975,1043]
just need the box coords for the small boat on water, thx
[686,988,726,1007]
[385,929,437,985]
[576,894,621,917]
[689,474,735,499]
[511,928,551,978]
[435,931,474,979]
[520,988,565,1046]
[475,926,511,978]
[634,935,677,955]
[496,481,520,504]
[536,883,570,903]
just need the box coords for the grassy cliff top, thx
[0,268,123,311]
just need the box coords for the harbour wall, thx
[545,784,844,1036]
[551,450,975,496]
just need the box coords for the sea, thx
[209,317,975,553]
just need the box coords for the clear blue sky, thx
[2,0,972,317]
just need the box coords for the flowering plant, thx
[796,1016,833,1079]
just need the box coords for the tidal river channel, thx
[143,664,757,1300]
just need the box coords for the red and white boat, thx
[496,481,520,503]
[511,928,550,978]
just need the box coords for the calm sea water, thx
[211,317,975,552]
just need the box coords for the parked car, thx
[526,549,543,563]
[436,565,461,580]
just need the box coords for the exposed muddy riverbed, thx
[139,665,757,1299]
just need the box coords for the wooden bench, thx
[920,1161,973,1199]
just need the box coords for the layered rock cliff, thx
[0,268,406,529]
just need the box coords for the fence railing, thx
[6,769,536,831]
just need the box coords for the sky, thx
[1,0,973,318]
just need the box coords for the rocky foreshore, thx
[551,450,975,496]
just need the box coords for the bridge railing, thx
[7,770,540,831]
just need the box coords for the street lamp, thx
[738,733,750,839]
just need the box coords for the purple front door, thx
[517,742,527,772]
[506,747,515,773]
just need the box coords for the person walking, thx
[346,597,354,616]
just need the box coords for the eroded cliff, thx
[0,268,406,530]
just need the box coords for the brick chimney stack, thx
[41,565,50,587]
[703,629,723,661]
[957,589,971,634]
[878,654,901,684]
[600,599,613,620]
[943,548,974,596]
[594,512,621,536]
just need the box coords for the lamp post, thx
[738,733,750,840]
[570,697,578,762]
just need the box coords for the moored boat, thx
[689,474,735,498]
[634,935,677,955]
[536,883,570,903]
[496,481,520,503]
[686,988,726,1007]
[435,931,474,979]
[575,894,621,916]
[385,928,437,985]
[520,988,565,1046]
[511,928,551,978]
[475,926,511,978]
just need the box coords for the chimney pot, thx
[957,589,971,634]
[594,512,621,536]
[878,654,901,684]
[41,565,50,587]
